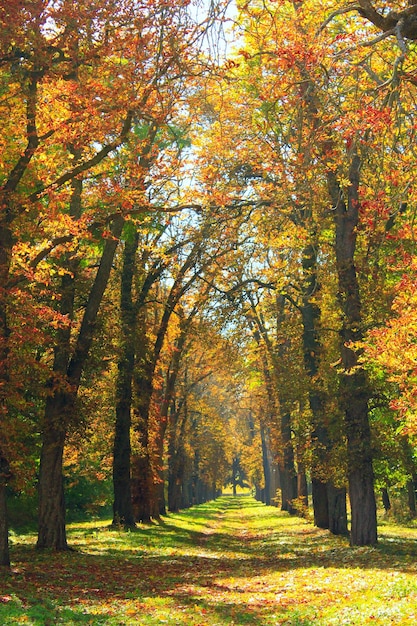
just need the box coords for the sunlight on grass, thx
[2,495,417,625]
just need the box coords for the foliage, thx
[2,0,417,563]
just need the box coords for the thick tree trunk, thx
[37,215,124,548]
[37,394,69,550]
[342,367,376,545]
[113,394,135,526]
[132,450,153,522]
[152,422,167,517]
[312,478,329,528]
[300,248,330,529]
[294,48,376,544]
[153,477,166,518]
[112,235,138,528]
[37,173,82,549]
[191,450,201,505]
[181,476,192,509]
[131,323,154,522]
[0,222,13,566]
[279,411,297,513]
[167,408,188,513]
[327,484,348,535]
[300,239,348,534]
[168,437,186,512]
[328,156,377,546]
[168,471,184,513]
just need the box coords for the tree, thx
[191,0,417,542]
[0,0,223,556]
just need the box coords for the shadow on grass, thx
[1,495,417,625]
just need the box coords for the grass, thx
[1,495,417,624]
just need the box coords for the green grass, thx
[1,495,417,624]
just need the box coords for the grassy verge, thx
[1,495,417,624]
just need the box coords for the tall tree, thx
[1,0,222,555]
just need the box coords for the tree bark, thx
[131,344,153,523]
[248,299,298,513]
[299,238,348,534]
[381,487,391,513]
[131,448,153,522]
[152,412,167,517]
[130,242,203,521]
[37,394,69,550]
[167,408,188,513]
[327,483,348,535]
[300,240,330,527]
[312,478,329,528]
[328,155,377,546]
[279,411,298,514]
[37,172,82,550]
[297,462,308,508]
[0,218,14,566]
[260,424,272,505]
[112,234,138,528]
[37,215,124,549]
[0,456,12,567]
[407,480,416,516]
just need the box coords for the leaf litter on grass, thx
[2,495,417,624]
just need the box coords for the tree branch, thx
[28,110,134,202]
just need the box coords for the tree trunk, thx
[112,235,138,528]
[300,241,330,529]
[37,172,81,549]
[407,480,416,516]
[168,424,186,513]
[294,46,376,545]
[152,419,167,517]
[0,221,13,565]
[168,464,184,512]
[0,456,12,567]
[0,484,9,567]
[131,316,154,523]
[232,457,239,496]
[312,478,329,528]
[279,411,298,514]
[328,155,377,546]
[260,424,271,505]
[300,239,348,534]
[297,462,308,507]
[37,394,69,550]
[328,484,348,535]
[381,487,391,513]
[37,215,124,548]
[132,449,153,522]
[153,315,193,517]
[112,392,135,526]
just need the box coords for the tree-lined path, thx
[1,495,417,624]
[3,0,417,569]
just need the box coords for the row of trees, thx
[0,0,239,565]
[205,0,417,544]
[2,0,417,566]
